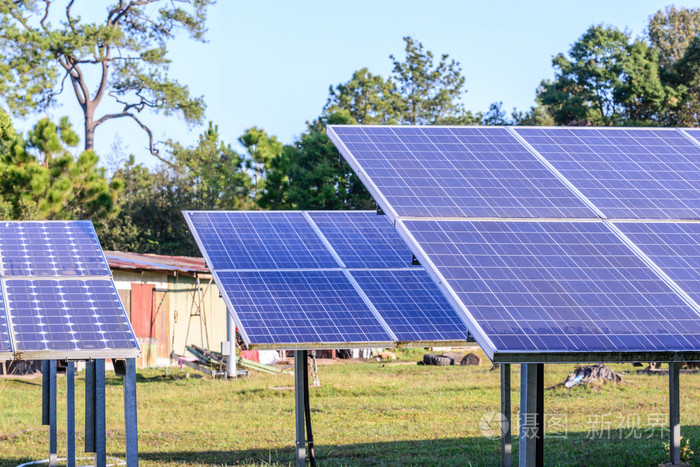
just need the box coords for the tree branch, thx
[65,0,77,33]
[94,111,175,168]
[40,1,52,32]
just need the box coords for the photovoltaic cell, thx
[403,219,700,355]
[215,270,393,346]
[7,279,138,353]
[328,125,596,219]
[0,221,110,277]
[307,211,414,268]
[616,222,700,306]
[351,269,470,342]
[0,291,11,354]
[685,128,700,145]
[184,211,337,270]
[515,127,700,219]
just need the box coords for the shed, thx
[105,251,228,368]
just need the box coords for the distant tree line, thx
[0,4,699,255]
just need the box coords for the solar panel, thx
[184,211,338,270]
[351,269,470,342]
[515,127,700,219]
[400,219,700,359]
[215,270,394,346]
[185,210,474,349]
[0,291,12,357]
[307,211,414,268]
[0,221,111,277]
[7,279,138,354]
[684,128,700,145]
[327,125,596,220]
[615,222,700,306]
[0,221,140,360]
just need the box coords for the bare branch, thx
[40,1,51,32]
[92,46,111,106]
[65,0,77,32]
[94,111,176,168]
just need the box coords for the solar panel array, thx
[185,210,471,349]
[0,221,139,360]
[328,125,700,362]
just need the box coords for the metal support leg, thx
[42,361,50,426]
[670,362,681,465]
[226,309,237,378]
[85,360,96,454]
[124,358,139,467]
[501,364,511,467]
[67,362,76,467]
[96,359,107,467]
[294,350,307,467]
[49,360,58,467]
[520,363,544,467]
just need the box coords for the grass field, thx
[1,348,699,466]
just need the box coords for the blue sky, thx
[15,0,700,167]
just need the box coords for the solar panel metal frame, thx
[329,124,700,363]
[0,220,140,361]
[184,210,472,350]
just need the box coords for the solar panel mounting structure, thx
[328,124,700,466]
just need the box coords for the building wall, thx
[113,270,229,368]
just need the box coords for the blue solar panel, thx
[307,211,414,268]
[6,279,139,353]
[328,125,596,219]
[0,221,110,277]
[402,219,700,355]
[616,222,700,305]
[215,270,393,346]
[515,127,700,219]
[184,211,338,270]
[351,269,470,342]
[685,129,700,145]
[0,290,11,354]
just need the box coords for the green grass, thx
[1,350,700,466]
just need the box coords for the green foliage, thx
[390,37,467,124]
[238,127,283,202]
[537,25,667,126]
[98,123,252,256]
[0,0,211,162]
[648,6,700,69]
[325,68,402,124]
[0,116,121,221]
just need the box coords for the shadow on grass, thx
[132,427,700,466]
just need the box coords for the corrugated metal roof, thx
[105,251,209,274]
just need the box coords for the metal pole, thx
[49,360,58,467]
[226,309,236,378]
[519,363,543,467]
[41,360,50,426]
[500,364,511,467]
[85,360,96,454]
[670,362,681,465]
[124,358,139,467]
[95,359,106,467]
[294,350,307,467]
[67,362,76,467]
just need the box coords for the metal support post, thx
[49,360,58,467]
[669,362,681,465]
[501,364,511,467]
[67,361,76,467]
[85,360,96,454]
[41,360,50,426]
[95,359,107,467]
[519,363,544,467]
[124,358,139,467]
[226,309,236,378]
[294,350,307,467]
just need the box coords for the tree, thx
[238,127,283,202]
[537,25,666,126]
[390,37,467,124]
[324,68,402,124]
[0,0,211,165]
[648,6,700,69]
[0,116,122,220]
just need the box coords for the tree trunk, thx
[84,112,95,152]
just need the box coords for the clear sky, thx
[15,0,700,167]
